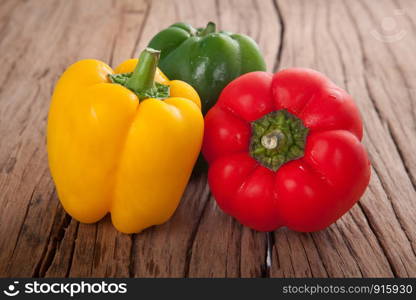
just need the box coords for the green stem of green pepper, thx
[198,22,216,36]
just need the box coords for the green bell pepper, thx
[148,22,267,114]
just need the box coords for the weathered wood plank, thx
[0,0,148,277]
[338,0,416,276]
[269,0,416,277]
[0,0,79,276]
[0,0,415,278]
[347,0,416,251]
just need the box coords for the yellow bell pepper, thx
[47,48,204,233]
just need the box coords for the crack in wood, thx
[214,0,222,30]
[89,223,99,276]
[130,0,151,58]
[128,234,137,277]
[385,124,416,190]
[272,0,285,72]
[371,165,416,259]
[183,183,211,278]
[309,234,329,277]
[35,203,72,277]
[237,226,243,277]
[108,29,119,68]
[8,186,36,271]
[17,85,41,138]
[299,235,315,277]
[65,222,79,278]
[355,203,398,277]
[334,223,364,277]
[251,0,262,42]
[284,231,296,277]
[263,232,273,277]
[326,1,348,89]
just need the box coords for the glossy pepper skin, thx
[47,49,204,234]
[148,22,266,114]
[203,69,371,232]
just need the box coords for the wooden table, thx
[1,0,415,278]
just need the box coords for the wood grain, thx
[0,0,415,278]
[270,0,416,278]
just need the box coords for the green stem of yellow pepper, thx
[108,47,169,100]
[126,47,160,92]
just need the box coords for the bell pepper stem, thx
[261,130,283,150]
[199,22,216,36]
[126,48,160,92]
[250,110,309,171]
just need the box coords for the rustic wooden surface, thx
[0,0,415,278]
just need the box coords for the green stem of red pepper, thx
[250,110,309,171]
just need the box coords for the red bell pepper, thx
[202,69,371,232]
